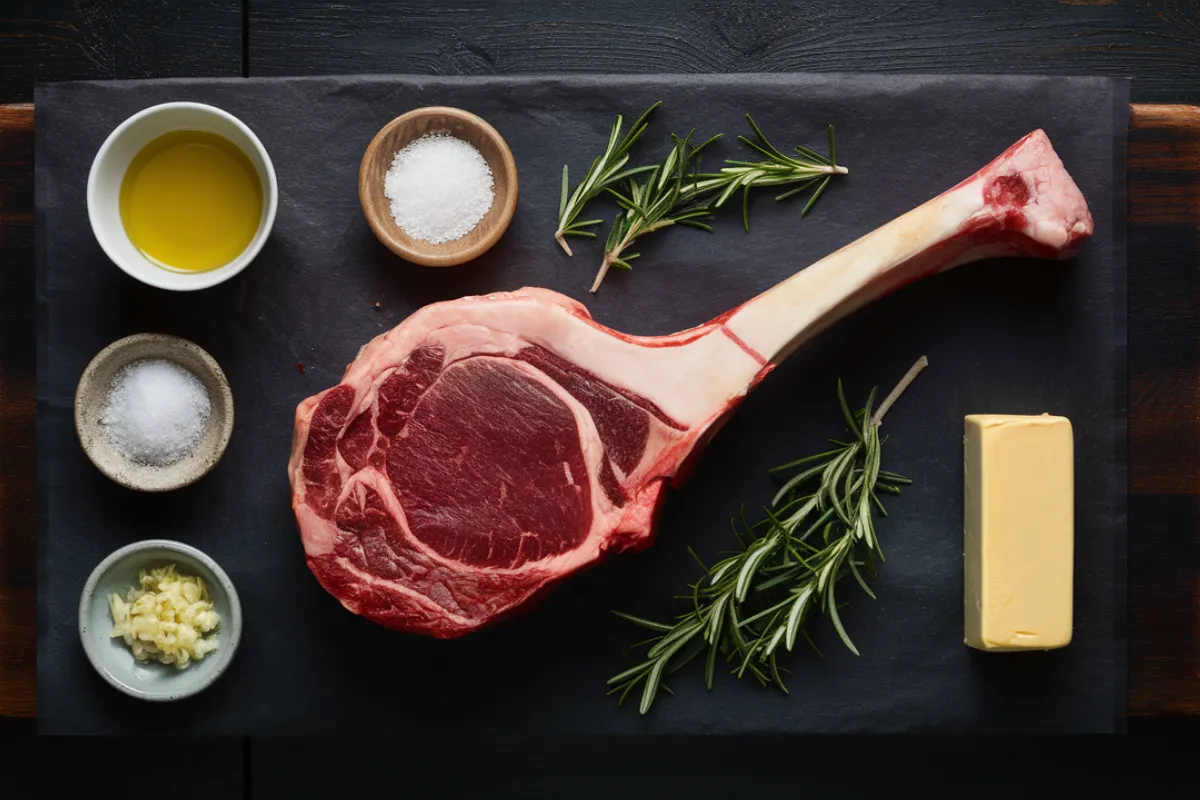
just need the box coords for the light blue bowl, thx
[78,539,242,701]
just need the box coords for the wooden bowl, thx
[359,106,518,267]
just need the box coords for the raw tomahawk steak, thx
[289,129,1093,638]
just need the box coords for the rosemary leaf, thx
[571,114,846,291]
[591,129,721,292]
[556,100,661,256]
[688,117,846,232]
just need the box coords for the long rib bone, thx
[724,128,1093,369]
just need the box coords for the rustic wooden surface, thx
[244,0,1200,104]
[1127,103,1200,717]
[0,1,243,102]
[1,0,1198,728]
[0,103,35,720]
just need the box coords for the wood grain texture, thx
[1128,104,1200,498]
[0,0,243,103]
[247,0,1200,103]
[1,1,1198,720]
[1128,103,1200,716]
[0,104,35,719]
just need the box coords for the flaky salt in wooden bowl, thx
[359,106,519,267]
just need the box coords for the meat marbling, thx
[289,129,1093,638]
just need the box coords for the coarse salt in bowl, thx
[383,133,495,245]
[75,333,235,492]
[101,358,213,468]
[359,106,519,267]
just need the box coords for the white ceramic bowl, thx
[79,539,242,701]
[87,101,278,291]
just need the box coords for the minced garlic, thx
[109,564,220,669]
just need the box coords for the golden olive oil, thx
[120,129,263,272]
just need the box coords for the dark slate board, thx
[36,74,1128,735]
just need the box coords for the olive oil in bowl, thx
[120,129,264,273]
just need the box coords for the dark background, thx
[1,0,1198,794]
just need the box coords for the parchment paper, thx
[36,73,1128,735]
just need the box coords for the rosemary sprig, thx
[590,118,845,292]
[591,129,723,293]
[686,117,847,232]
[556,100,662,256]
[608,356,928,715]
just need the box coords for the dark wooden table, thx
[2,0,1198,728]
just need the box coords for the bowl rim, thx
[358,105,519,267]
[77,538,243,702]
[73,332,235,492]
[86,100,279,292]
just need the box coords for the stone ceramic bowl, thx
[74,333,234,492]
[79,539,242,701]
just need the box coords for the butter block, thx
[963,414,1073,651]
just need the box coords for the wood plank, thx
[1129,105,1200,229]
[247,0,1200,103]
[1127,103,1200,717]
[1130,367,1200,495]
[1128,495,1200,716]
[1126,105,1200,491]
[251,736,1140,794]
[0,0,244,103]
[0,103,35,719]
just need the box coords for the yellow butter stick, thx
[963,413,1073,651]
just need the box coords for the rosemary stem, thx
[554,230,573,256]
[870,356,929,427]
[593,220,647,293]
[592,254,613,294]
